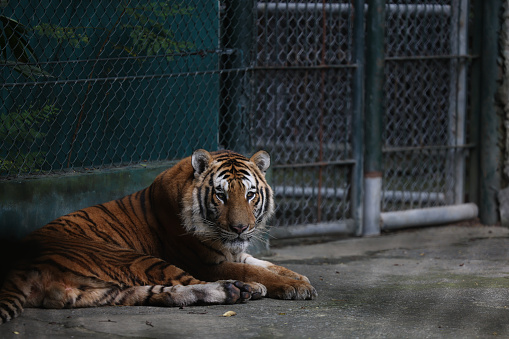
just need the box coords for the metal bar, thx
[270,220,355,239]
[0,51,474,71]
[273,160,356,169]
[468,0,483,207]
[0,49,234,68]
[254,140,352,154]
[274,186,445,204]
[219,0,254,153]
[479,1,501,225]
[382,143,475,153]
[1,67,251,88]
[445,0,459,204]
[252,64,358,71]
[257,3,451,15]
[316,0,328,223]
[351,0,365,236]
[363,0,385,236]
[381,203,478,230]
[385,54,476,61]
[451,0,469,205]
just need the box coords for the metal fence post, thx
[363,0,385,236]
[352,0,365,236]
[220,0,254,154]
[479,0,501,225]
[468,0,482,207]
[447,0,469,205]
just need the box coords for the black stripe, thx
[125,194,150,254]
[237,169,251,177]
[143,285,156,305]
[0,301,18,319]
[139,188,151,227]
[143,260,165,278]
[115,286,136,305]
[2,284,28,300]
[92,205,136,249]
[158,263,172,284]
[197,185,205,219]
[217,169,232,179]
[172,271,191,283]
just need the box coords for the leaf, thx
[0,16,28,35]
[221,311,236,317]
[3,60,53,79]
[4,25,29,63]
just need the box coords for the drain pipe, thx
[363,0,385,236]
[381,203,478,230]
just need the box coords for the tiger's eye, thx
[216,193,226,202]
[246,192,256,200]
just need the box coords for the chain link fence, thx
[253,2,357,228]
[1,0,222,176]
[382,0,469,212]
[1,0,474,233]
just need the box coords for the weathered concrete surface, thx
[1,225,509,338]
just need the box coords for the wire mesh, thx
[252,1,357,227]
[1,0,222,177]
[382,0,469,212]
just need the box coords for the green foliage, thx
[0,1,195,174]
[0,104,59,174]
[1,1,195,80]
[120,1,196,60]
[33,23,89,47]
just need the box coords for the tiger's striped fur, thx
[0,150,316,324]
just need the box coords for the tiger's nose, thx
[230,224,248,234]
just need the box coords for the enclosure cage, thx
[0,0,495,237]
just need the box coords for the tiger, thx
[0,149,317,323]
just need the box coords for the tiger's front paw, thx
[267,279,317,300]
[266,265,312,283]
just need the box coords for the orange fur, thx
[0,150,316,323]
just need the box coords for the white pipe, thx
[269,220,354,239]
[363,177,382,236]
[274,186,445,204]
[381,203,478,230]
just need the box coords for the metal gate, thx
[253,1,363,237]
[253,0,478,237]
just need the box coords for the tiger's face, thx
[184,150,274,254]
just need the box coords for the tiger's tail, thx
[0,239,42,324]
[0,270,34,323]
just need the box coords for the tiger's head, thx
[182,149,274,254]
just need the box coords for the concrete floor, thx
[1,224,508,338]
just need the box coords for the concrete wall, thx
[0,161,269,255]
[0,162,174,239]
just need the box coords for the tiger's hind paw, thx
[219,280,266,304]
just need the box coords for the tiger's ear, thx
[192,149,212,178]
[250,150,270,175]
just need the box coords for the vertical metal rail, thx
[363,0,385,236]
[468,0,482,207]
[479,0,501,224]
[352,0,365,236]
[220,0,254,154]
[447,0,469,205]
[317,0,327,223]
